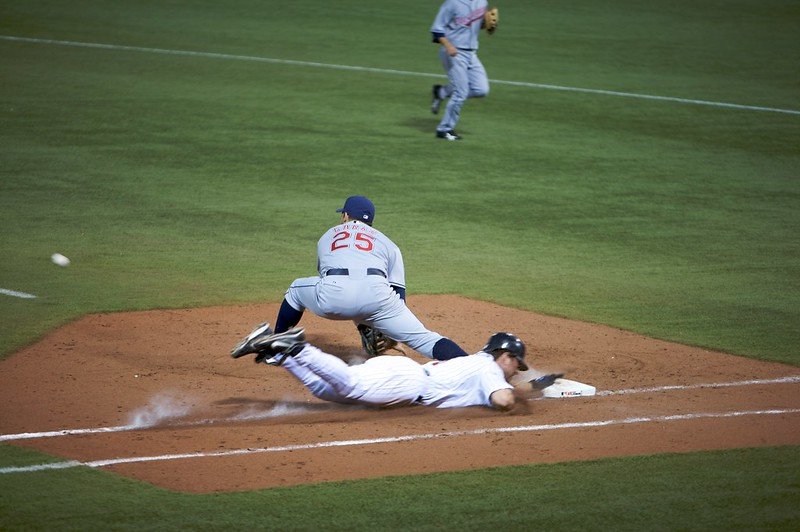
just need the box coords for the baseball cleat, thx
[253,327,307,363]
[431,84,443,114]
[436,130,461,141]
[262,353,290,366]
[231,322,274,358]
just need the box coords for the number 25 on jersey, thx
[331,230,374,252]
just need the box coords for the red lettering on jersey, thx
[330,230,375,252]
[331,231,350,251]
[355,232,374,251]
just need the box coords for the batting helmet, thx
[483,332,528,371]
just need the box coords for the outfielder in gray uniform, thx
[233,196,469,361]
[232,328,562,412]
[430,0,494,141]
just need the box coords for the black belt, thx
[457,47,475,51]
[326,268,386,278]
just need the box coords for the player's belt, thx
[325,268,386,278]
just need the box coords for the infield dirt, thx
[2,296,799,493]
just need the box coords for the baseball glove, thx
[484,7,499,34]
[357,324,404,357]
[530,373,564,390]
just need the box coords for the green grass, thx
[2,444,798,530]
[1,0,798,362]
[1,0,799,528]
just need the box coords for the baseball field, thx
[1,0,799,529]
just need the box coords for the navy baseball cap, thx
[336,195,375,223]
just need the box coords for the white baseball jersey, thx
[284,221,446,358]
[420,351,513,408]
[281,346,511,410]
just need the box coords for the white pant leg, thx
[349,356,428,406]
[281,357,350,403]
[293,345,357,397]
[293,347,427,407]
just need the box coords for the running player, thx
[430,0,492,141]
[233,196,468,361]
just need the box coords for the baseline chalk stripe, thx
[0,288,37,299]
[596,375,800,397]
[2,376,798,443]
[2,35,799,116]
[2,408,798,475]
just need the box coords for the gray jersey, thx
[430,0,488,50]
[316,220,405,289]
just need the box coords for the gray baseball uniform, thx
[284,221,443,357]
[276,196,468,361]
[431,0,490,134]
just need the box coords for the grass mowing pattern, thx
[1,1,798,362]
[0,0,798,528]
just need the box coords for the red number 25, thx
[331,231,374,252]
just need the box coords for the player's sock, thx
[432,338,469,360]
[275,299,304,333]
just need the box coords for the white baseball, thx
[51,253,71,267]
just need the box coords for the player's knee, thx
[471,86,489,98]
[432,338,469,360]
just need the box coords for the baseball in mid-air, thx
[51,253,71,267]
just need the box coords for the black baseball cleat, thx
[431,84,443,114]
[253,327,307,364]
[436,130,461,141]
[231,322,274,358]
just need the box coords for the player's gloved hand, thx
[529,373,564,390]
[358,324,404,357]
[484,7,499,34]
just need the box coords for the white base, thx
[541,378,596,398]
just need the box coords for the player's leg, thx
[438,48,454,97]
[436,50,470,135]
[292,344,358,397]
[467,54,489,99]
[280,357,352,403]
[275,298,304,333]
[368,301,468,360]
[279,275,331,332]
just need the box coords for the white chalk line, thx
[595,375,800,397]
[2,376,798,444]
[0,288,37,299]
[2,35,798,116]
[2,407,798,475]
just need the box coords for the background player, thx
[233,328,561,412]
[430,0,496,141]
[233,195,468,361]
